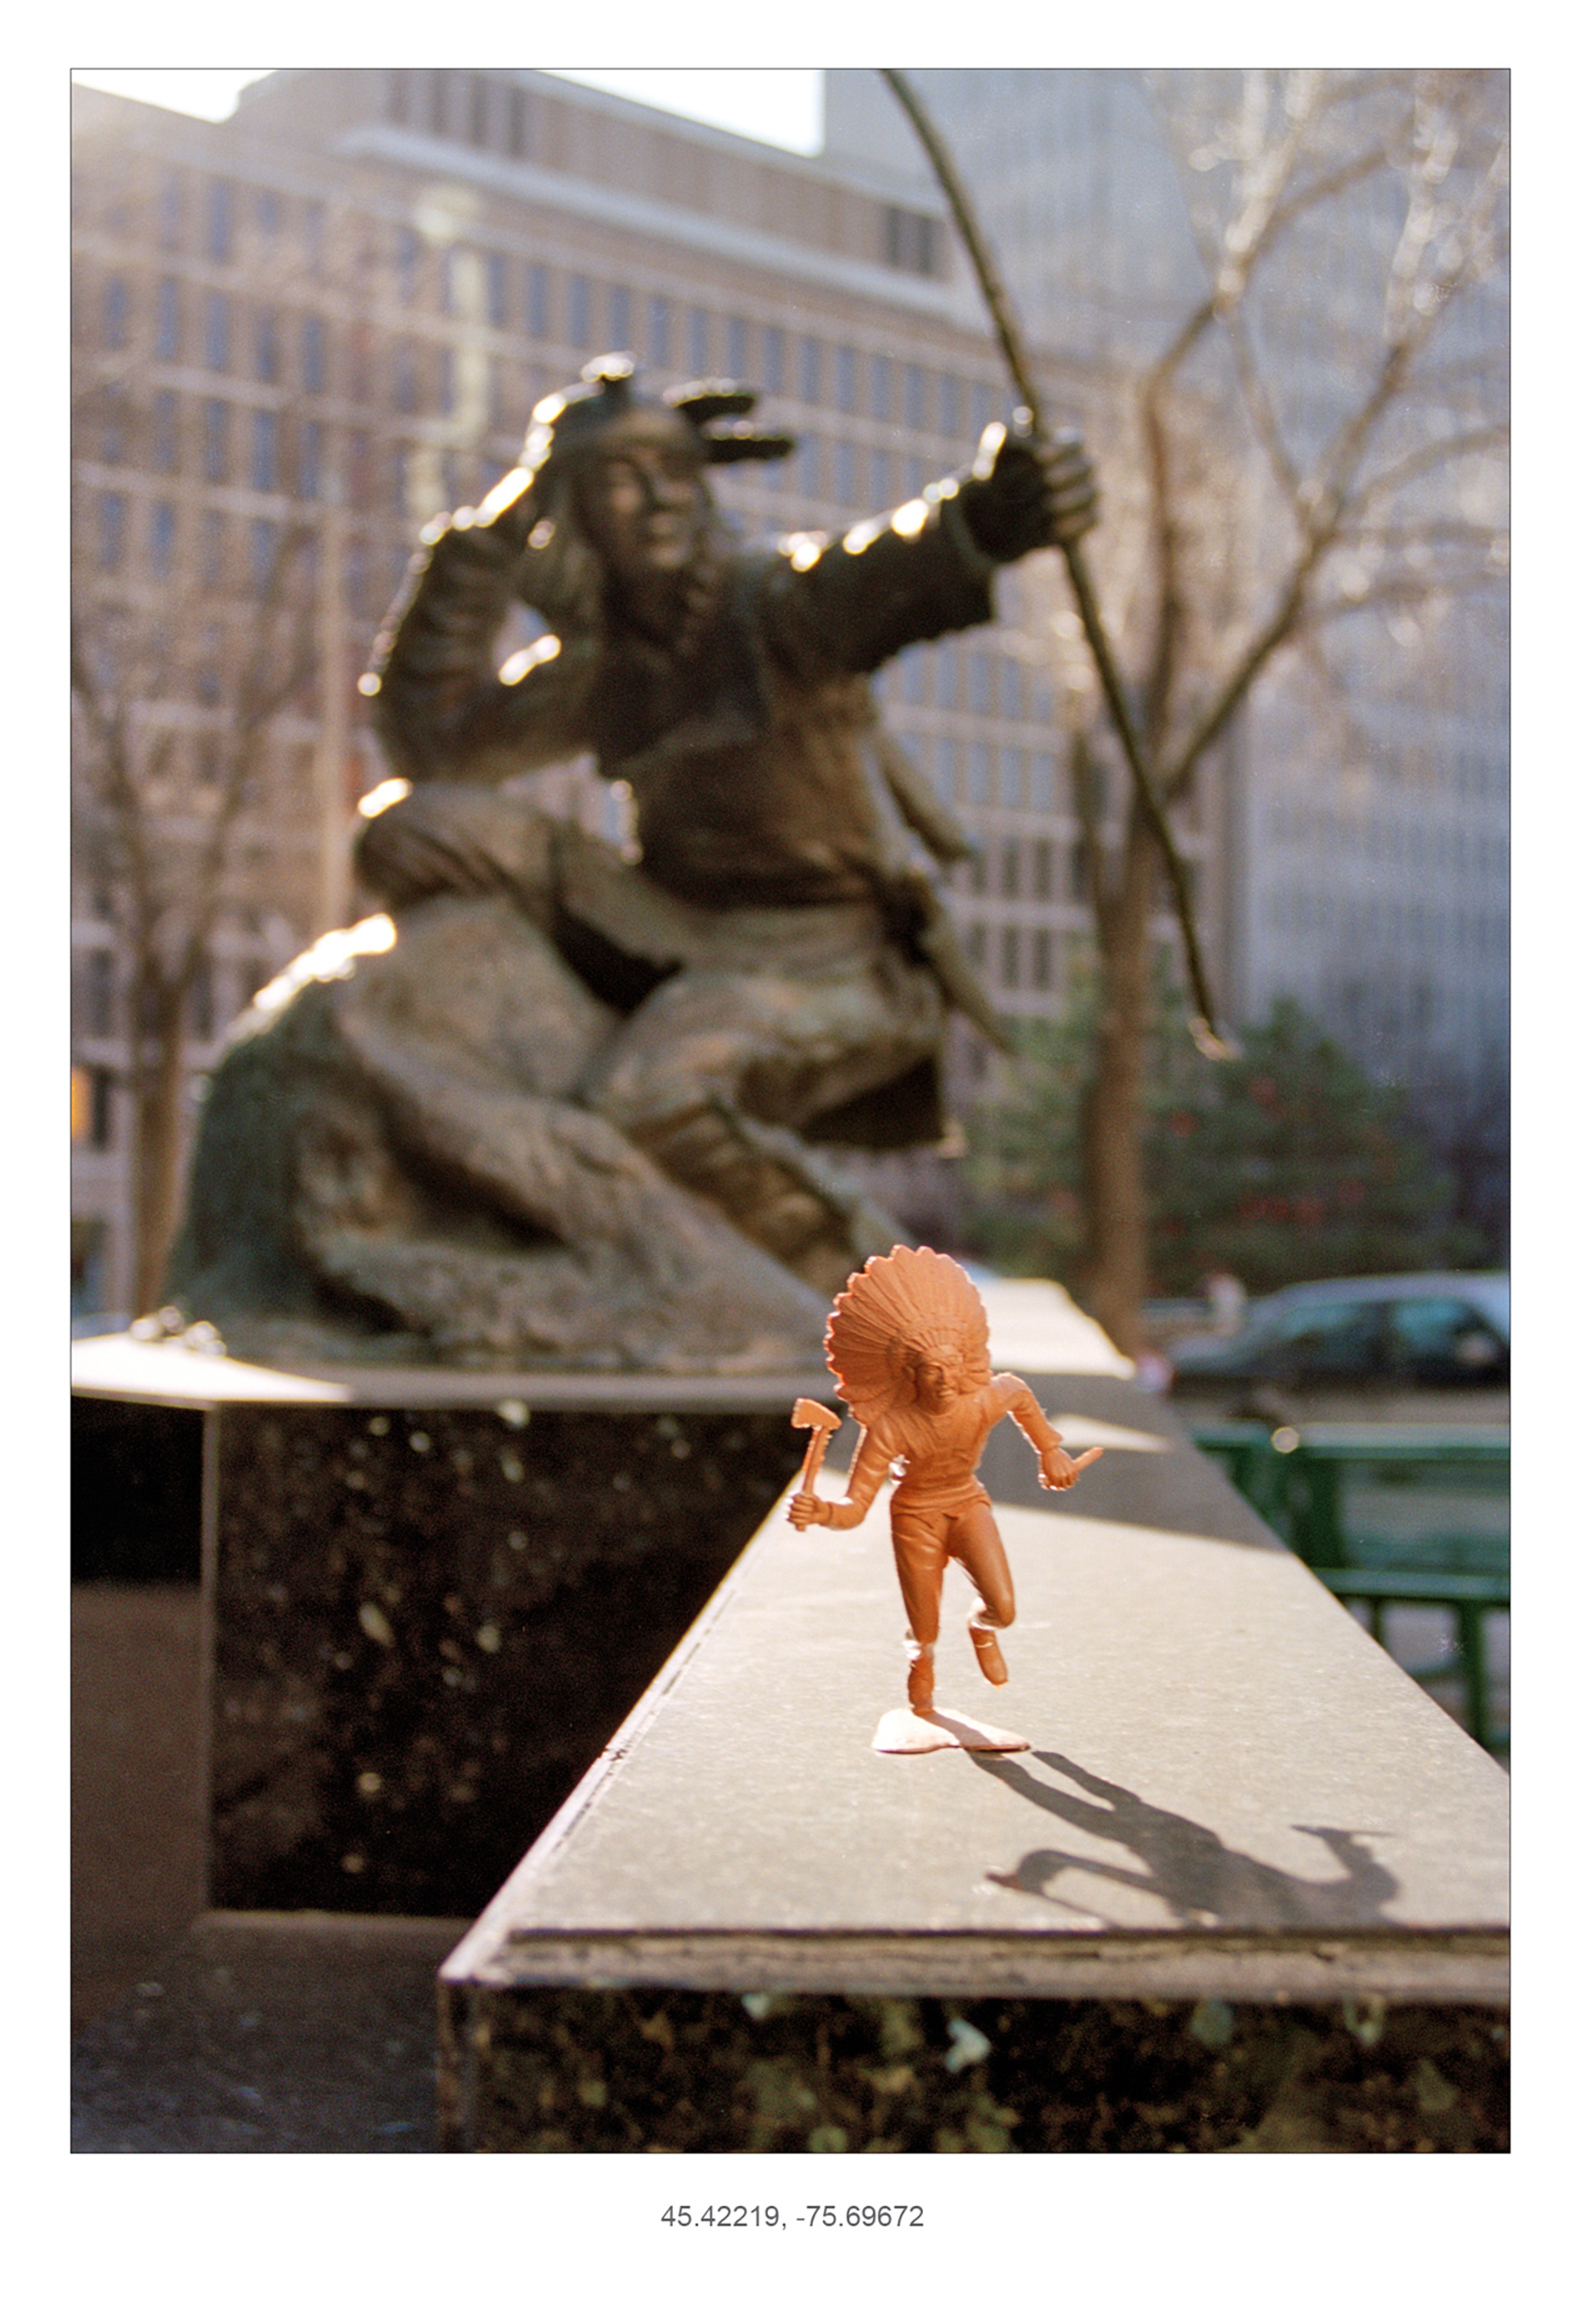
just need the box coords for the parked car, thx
[1158,1272,1509,1421]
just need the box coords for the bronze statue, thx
[168,358,1097,1369]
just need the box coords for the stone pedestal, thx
[73,1338,816,1918]
[437,1369,1509,2152]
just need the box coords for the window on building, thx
[689,306,710,374]
[487,252,508,328]
[98,491,125,571]
[762,325,785,392]
[871,355,892,422]
[302,313,327,394]
[1032,753,1055,810]
[1000,748,1025,808]
[1001,925,1020,988]
[834,437,857,505]
[937,738,959,798]
[970,743,993,805]
[835,343,857,414]
[527,263,550,339]
[395,339,419,414]
[150,500,177,576]
[1032,839,1054,901]
[904,362,927,431]
[869,448,890,507]
[938,371,960,440]
[799,335,821,403]
[609,283,632,352]
[207,178,234,262]
[153,390,178,472]
[428,68,453,135]
[83,948,115,1037]
[468,69,490,147]
[252,409,279,493]
[971,379,995,437]
[255,309,280,382]
[158,170,184,249]
[201,512,226,586]
[103,276,128,350]
[1002,656,1024,720]
[1000,839,1021,899]
[935,651,958,709]
[398,228,420,305]
[204,291,231,371]
[884,204,939,277]
[299,421,322,500]
[305,200,326,274]
[726,315,748,377]
[98,390,126,465]
[508,82,529,157]
[568,273,591,349]
[648,293,671,367]
[202,398,229,483]
[156,277,180,360]
[1031,928,1053,990]
[250,518,279,595]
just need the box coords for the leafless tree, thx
[71,372,318,1312]
[1018,68,1508,1350]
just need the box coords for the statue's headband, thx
[521,354,795,489]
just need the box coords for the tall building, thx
[70,69,1232,1316]
[827,70,1510,1147]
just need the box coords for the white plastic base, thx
[872,1706,1030,1755]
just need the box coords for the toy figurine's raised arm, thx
[789,1421,896,1530]
[993,1372,1104,1490]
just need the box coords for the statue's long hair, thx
[824,1246,992,1427]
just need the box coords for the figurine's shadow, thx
[970,1749,1399,1928]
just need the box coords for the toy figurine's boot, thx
[906,1646,936,1713]
[969,1624,1009,1685]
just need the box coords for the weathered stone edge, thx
[452,1926,1508,2005]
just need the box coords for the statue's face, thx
[577,406,707,586]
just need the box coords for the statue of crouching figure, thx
[167,356,1097,1370]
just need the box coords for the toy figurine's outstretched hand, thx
[1039,1444,1104,1491]
[788,1490,835,1530]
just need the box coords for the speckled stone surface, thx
[206,1398,806,1916]
[439,1986,1508,2153]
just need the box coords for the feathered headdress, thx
[824,1246,992,1425]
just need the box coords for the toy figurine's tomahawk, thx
[788,1245,1102,1754]
[790,1395,840,1501]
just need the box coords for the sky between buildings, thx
[69,68,825,153]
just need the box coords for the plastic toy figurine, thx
[789,1245,1102,1752]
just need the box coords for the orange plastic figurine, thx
[788,1246,1102,1752]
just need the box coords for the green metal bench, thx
[1188,1422,1509,1753]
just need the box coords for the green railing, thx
[1188,1421,1509,1754]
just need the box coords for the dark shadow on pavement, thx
[971,1747,1399,1929]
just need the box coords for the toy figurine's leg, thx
[890,1516,947,1714]
[951,1502,1017,1685]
